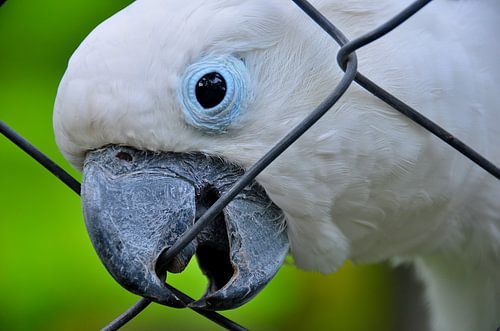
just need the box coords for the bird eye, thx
[178,55,251,133]
[195,72,227,109]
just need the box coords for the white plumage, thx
[53,0,500,330]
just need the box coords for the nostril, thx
[115,151,133,162]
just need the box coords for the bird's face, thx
[54,0,342,309]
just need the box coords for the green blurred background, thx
[0,1,406,330]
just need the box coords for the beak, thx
[81,145,288,310]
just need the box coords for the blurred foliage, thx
[0,1,397,330]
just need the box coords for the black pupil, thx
[195,72,227,109]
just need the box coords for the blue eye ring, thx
[178,55,251,133]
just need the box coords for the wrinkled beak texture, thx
[81,146,288,310]
[82,150,196,307]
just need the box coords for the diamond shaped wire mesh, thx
[1,0,499,330]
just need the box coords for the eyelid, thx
[178,55,251,133]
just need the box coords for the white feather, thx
[53,1,500,329]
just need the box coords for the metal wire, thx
[102,298,152,331]
[0,120,81,194]
[2,0,499,330]
[102,288,247,331]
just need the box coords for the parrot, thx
[53,0,500,330]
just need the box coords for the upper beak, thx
[81,145,288,310]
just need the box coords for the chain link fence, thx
[1,0,499,330]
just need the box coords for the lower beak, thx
[81,146,288,310]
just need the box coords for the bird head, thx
[54,0,403,310]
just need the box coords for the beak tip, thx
[187,292,244,311]
[142,281,187,308]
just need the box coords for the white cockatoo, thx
[53,0,500,330]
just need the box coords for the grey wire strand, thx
[290,0,349,45]
[101,298,152,331]
[336,0,433,68]
[335,0,500,179]
[353,73,500,179]
[102,287,247,331]
[166,284,247,331]
[0,120,81,194]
